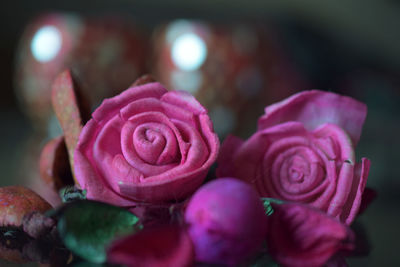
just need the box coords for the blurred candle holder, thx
[152,20,307,138]
[14,13,149,133]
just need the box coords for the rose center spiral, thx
[265,143,325,198]
[130,123,179,165]
[288,155,307,183]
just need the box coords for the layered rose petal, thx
[267,203,354,267]
[258,90,367,146]
[74,82,219,205]
[217,91,370,224]
[340,158,370,224]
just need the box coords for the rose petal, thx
[92,82,167,124]
[107,225,194,267]
[327,161,354,218]
[118,166,209,202]
[313,123,355,162]
[267,203,354,267]
[120,97,164,121]
[74,120,136,207]
[161,90,206,116]
[340,158,370,224]
[258,90,367,146]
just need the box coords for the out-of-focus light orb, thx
[31,25,62,62]
[171,33,207,71]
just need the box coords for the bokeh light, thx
[171,33,207,71]
[31,25,62,62]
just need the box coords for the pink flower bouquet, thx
[0,71,373,267]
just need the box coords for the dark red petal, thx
[357,187,377,216]
[39,136,74,192]
[107,225,194,267]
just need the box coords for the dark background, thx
[1,1,400,266]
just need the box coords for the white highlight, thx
[31,26,62,62]
[171,33,207,71]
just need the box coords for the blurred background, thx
[1,0,399,266]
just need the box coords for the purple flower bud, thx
[185,178,267,265]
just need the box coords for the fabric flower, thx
[74,82,219,205]
[217,90,370,224]
[185,178,267,265]
[266,202,354,267]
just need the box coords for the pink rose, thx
[74,82,219,205]
[266,202,354,267]
[217,90,370,224]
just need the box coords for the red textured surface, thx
[107,225,194,267]
[0,186,51,227]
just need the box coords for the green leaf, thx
[261,198,284,216]
[57,200,141,263]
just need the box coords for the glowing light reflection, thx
[31,26,62,62]
[171,33,207,71]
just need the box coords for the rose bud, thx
[217,90,370,225]
[184,178,267,265]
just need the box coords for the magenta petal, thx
[92,82,167,124]
[340,158,371,224]
[161,90,206,115]
[107,225,194,267]
[327,161,354,218]
[74,120,135,206]
[258,90,367,146]
[267,203,354,267]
